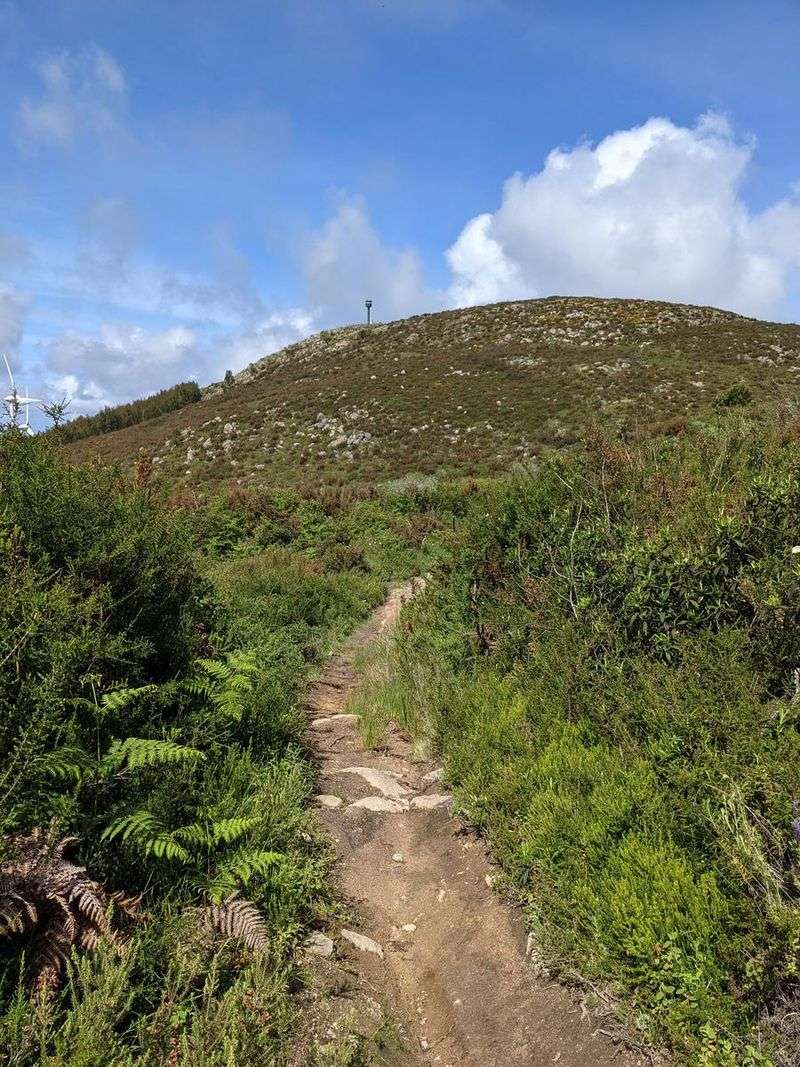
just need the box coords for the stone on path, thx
[310,713,360,730]
[391,852,404,863]
[341,928,384,958]
[348,796,409,814]
[420,767,444,785]
[410,793,453,810]
[305,932,335,957]
[339,765,411,800]
[315,794,344,809]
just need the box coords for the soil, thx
[299,581,648,1067]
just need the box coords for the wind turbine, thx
[2,354,40,434]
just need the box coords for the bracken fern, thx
[194,893,269,954]
[0,829,142,998]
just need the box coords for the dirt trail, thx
[302,581,643,1067]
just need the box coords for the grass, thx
[62,296,800,493]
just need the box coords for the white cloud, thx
[18,235,265,333]
[45,324,199,410]
[446,113,800,318]
[445,213,527,305]
[13,215,316,411]
[0,284,28,353]
[217,310,316,373]
[78,196,140,278]
[18,46,128,151]
[42,311,315,412]
[302,196,438,323]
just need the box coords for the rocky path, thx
[301,581,643,1066]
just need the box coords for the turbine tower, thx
[2,355,40,434]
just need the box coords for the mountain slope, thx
[64,296,800,489]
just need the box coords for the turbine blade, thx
[3,354,14,391]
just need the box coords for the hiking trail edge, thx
[298,579,647,1067]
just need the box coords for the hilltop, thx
[63,296,800,489]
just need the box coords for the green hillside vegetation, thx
[349,412,800,1065]
[10,296,800,1063]
[0,430,464,1065]
[62,297,800,492]
[53,381,201,444]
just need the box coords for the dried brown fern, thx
[195,892,269,954]
[0,829,141,996]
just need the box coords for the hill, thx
[63,296,800,489]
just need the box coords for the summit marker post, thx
[365,299,373,325]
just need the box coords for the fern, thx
[184,652,259,722]
[193,893,269,953]
[174,816,260,849]
[99,685,157,715]
[36,735,202,787]
[68,684,157,719]
[102,811,263,866]
[102,736,205,774]
[200,848,283,902]
[101,811,191,863]
[35,746,94,784]
[0,830,141,996]
[206,816,260,845]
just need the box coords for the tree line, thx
[49,380,202,443]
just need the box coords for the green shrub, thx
[0,431,391,1064]
[349,419,800,1062]
[715,383,753,408]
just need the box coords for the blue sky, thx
[1,0,799,415]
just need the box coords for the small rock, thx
[421,767,444,785]
[339,766,411,800]
[392,852,404,863]
[525,933,551,979]
[315,794,343,809]
[485,874,495,888]
[410,794,453,810]
[309,717,333,729]
[341,929,384,958]
[348,796,409,813]
[328,713,360,726]
[401,923,417,933]
[305,932,335,958]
